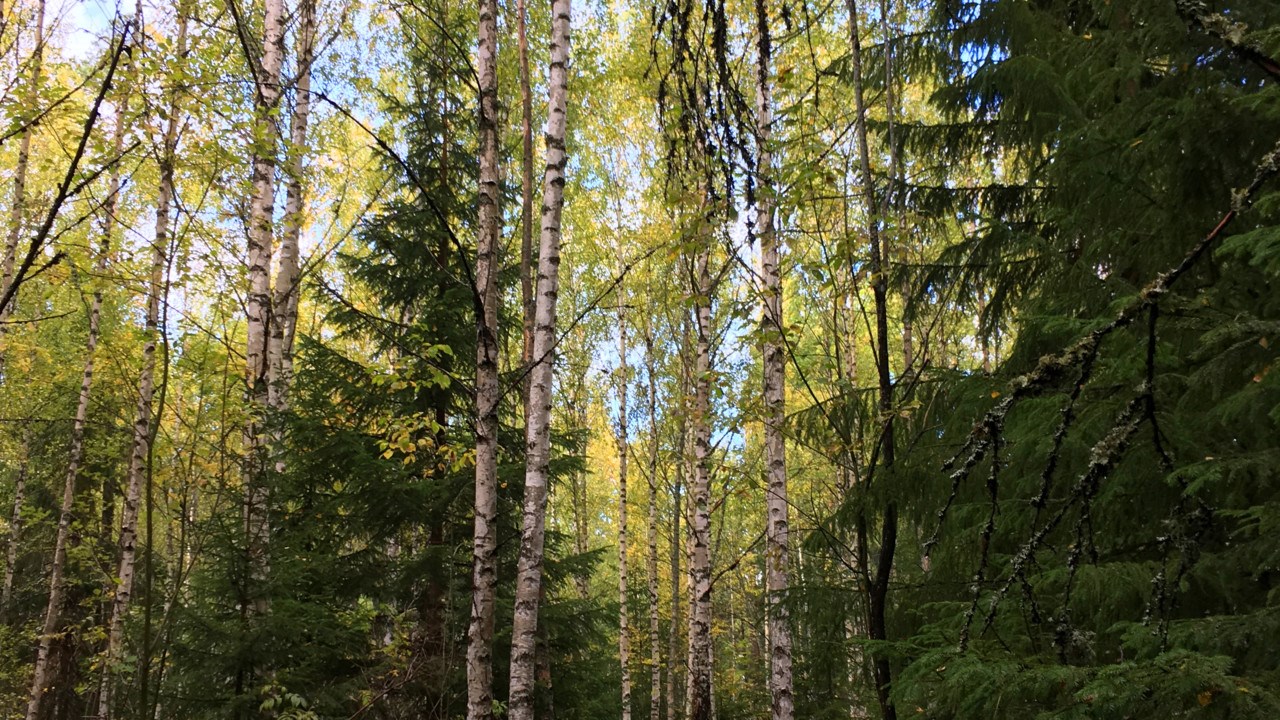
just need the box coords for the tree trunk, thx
[517,0,535,395]
[687,243,714,720]
[243,0,286,619]
[268,0,316,418]
[1,435,29,622]
[573,382,591,599]
[617,304,633,720]
[466,0,502,712]
[667,438,682,720]
[668,331,689,720]
[26,101,123,720]
[506,0,571,715]
[978,290,991,374]
[845,0,899,716]
[875,0,913,374]
[755,4,794,718]
[97,7,189,715]
[645,331,662,720]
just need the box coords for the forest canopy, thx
[0,0,1277,718]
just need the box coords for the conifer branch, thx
[1176,0,1280,81]
[929,135,1280,562]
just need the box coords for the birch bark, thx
[755,3,793,717]
[687,244,714,720]
[645,331,662,720]
[617,306,633,720]
[466,0,502,712]
[1,435,28,620]
[98,7,190,716]
[505,0,571,716]
[243,0,287,618]
[517,0,535,391]
[268,0,316,417]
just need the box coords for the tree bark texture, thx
[645,331,662,720]
[0,0,45,355]
[268,0,316,417]
[466,0,502,712]
[617,305,633,720]
[97,7,190,716]
[506,0,571,716]
[243,0,286,618]
[755,4,794,718]
[687,242,714,720]
[1,436,28,621]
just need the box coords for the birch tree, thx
[616,303,633,720]
[644,328,662,720]
[98,5,190,716]
[466,0,502,712]
[755,2,793,717]
[1,434,28,620]
[242,0,287,618]
[506,0,572,715]
[268,0,316,416]
[687,237,715,720]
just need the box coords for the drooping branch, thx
[928,136,1280,555]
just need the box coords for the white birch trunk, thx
[645,333,662,720]
[517,0,535,390]
[666,450,682,720]
[755,5,794,718]
[97,8,190,715]
[268,0,316,416]
[505,0,571,715]
[244,0,286,617]
[466,0,502,712]
[687,246,714,720]
[617,308,633,720]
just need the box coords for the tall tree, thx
[644,328,662,720]
[268,0,317,416]
[517,0,535,392]
[1,434,28,620]
[242,0,287,619]
[97,5,190,717]
[507,0,572,714]
[845,0,898,716]
[616,301,633,720]
[26,45,129,720]
[466,0,502,712]
[755,2,793,718]
[687,237,714,720]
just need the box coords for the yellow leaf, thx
[990,391,1001,398]
[1198,690,1214,707]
